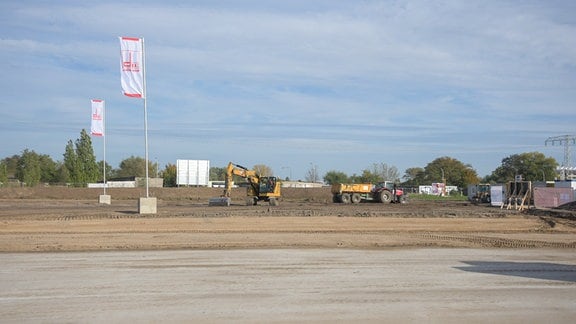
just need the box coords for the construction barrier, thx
[533,187,574,209]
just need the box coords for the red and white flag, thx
[91,99,104,136]
[119,37,145,98]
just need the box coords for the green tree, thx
[75,129,99,185]
[97,160,114,182]
[423,156,479,188]
[0,160,7,185]
[210,166,226,181]
[16,149,42,186]
[351,169,380,183]
[116,156,157,178]
[38,154,58,183]
[54,161,70,184]
[2,155,19,179]
[323,170,349,185]
[63,139,81,186]
[161,163,177,187]
[402,167,425,186]
[486,152,557,183]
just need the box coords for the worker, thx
[393,183,401,203]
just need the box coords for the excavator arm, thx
[223,162,258,197]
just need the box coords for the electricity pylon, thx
[545,135,576,180]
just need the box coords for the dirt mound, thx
[556,201,576,211]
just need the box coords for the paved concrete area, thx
[1,249,575,323]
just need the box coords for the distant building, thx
[419,184,458,196]
[88,177,163,188]
[281,181,324,188]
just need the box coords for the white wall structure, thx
[490,185,505,207]
[177,159,210,186]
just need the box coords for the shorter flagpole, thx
[91,99,106,195]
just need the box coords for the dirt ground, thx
[1,187,575,252]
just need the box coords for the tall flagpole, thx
[120,36,155,213]
[142,37,149,198]
[102,100,107,195]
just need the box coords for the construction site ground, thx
[1,186,576,251]
[1,187,575,322]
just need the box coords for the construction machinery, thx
[331,181,404,204]
[209,162,281,206]
[468,184,491,204]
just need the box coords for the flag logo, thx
[91,99,104,136]
[119,37,145,98]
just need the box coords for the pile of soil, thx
[556,201,576,211]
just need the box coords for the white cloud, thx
[1,0,575,178]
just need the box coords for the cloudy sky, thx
[1,0,575,180]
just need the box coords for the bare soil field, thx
[1,187,575,252]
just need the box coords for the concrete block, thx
[99,194,111,205]
[138,197,157,214]
[209,197,231,206]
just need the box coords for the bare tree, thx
[253,164,273,177]
[305,164,320,183]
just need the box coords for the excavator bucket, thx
[208,197,231,206]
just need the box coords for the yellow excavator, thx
[209,162,281,206]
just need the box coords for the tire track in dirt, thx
[412,233,576,249]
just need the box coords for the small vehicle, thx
[469,184,491,204]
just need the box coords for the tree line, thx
[0,129,559,189]
[321,153,557,190]
[159,152,558,189]
[0,129,158,187]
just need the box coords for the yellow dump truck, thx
[331,181,404,204]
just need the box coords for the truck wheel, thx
[351,193,361,204]
[379,190,392,203]
[269,198,278,206]
[341,193,351,204]
[333,195,341,203]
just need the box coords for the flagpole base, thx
[99,194,111,205]
[138,197,157,214]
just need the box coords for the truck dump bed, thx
[331,183,374,194]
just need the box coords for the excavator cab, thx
[246,176,281,206]
[259,176,278,194]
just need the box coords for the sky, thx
[1,0,575,180]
